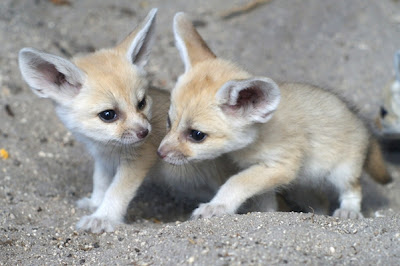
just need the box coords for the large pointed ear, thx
[116,8,157,68]
[18,47,85,103]
[173,12,216,73]
[216,78,281,123]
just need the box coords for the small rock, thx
[187,256,195,264]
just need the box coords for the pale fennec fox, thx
[157,13,392,219]
[18,9,161,233]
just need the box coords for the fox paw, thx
[333,208,364,219]
[76,197,101,210]
[191,203,233,219]
[76,215,120,234]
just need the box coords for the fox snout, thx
[120,123,151,145]
[156,148,167,159]
[157,143,187,165]
[132,124,150,140]
[157,144,172,159]
[136,128,149,139]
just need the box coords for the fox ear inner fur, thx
[18,48,85,103]
[117,8,157,68]
[216,78,281,123]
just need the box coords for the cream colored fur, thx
[158,13,391,219]
[18,9,161,233]
[18,9,234,233]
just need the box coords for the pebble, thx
[187,256,195,264]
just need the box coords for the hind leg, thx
[333,182,363,219]
[328,163,364,219]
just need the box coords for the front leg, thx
[76,156,153,233]
[192,163,298,219]
[76,158,113,210]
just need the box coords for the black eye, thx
[99,110,117,122]
[138,97,146,110]
[380,106,388,119]
[189,130,206,142]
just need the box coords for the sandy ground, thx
[1,0,400,265]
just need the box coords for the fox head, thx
[19,9,158,146]
[157,13,281,165]
[377,51,400,135]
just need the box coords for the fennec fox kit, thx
[19,9,163,233]
[158,13,392,219]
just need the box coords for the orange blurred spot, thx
[0,149,9,159]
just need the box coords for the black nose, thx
[136,129,149,139]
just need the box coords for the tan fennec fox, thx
[18,9,162,233]
[18,9,233,233]
[157,13,392,219]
